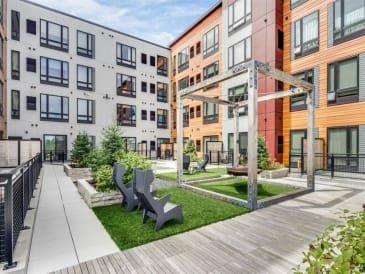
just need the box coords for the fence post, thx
[209,151,212,164]
[17,140,21,166]
[331,154,335,178]
[300,151,304,175]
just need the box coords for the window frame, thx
[157,55,168,76]
[116,73,137,98]
[77,65,94,91]
[40,56,69,87]
[293,11,319,58]
[117,104,136,127]
[327,126,359,156]
[11,50,20,80]
[157,109,168,129]
[228,0,252,33]
[141,109,147,120]
[40,93,69,122]
[150,110,156,121]
[26,58,37,73]
[203,101,219,124]
[11,10,20,41]
[116,43,136,68]
[291,0,308,9]
[227,84,248,118]
[40,19,69,52]
[203,61,219,80]
[27,19,37,35]
[157,82,168,103]
[77,30,95,58]
[77,98,95,124]
[228,36,251,69]
[26,96,37,111]
[178,47,189,72]
[290,69,314,112]
[11,90,20,119]
[203,25,219,58]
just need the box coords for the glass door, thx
[44,135,67,161]
[290,130,306,168]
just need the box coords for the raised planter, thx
[77,179,123,208]
[260,168,289,179]
[64,163,92,182]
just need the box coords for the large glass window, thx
[11,10,20,41]
[334,0,365,42]
[157,82,168,103]
[228,132,248,154]
[122,137,136,151]
[228,85,248,118]
[77,65,94,91]
[178,47,189,72]
[291,69,313,111]
[203,101,219,124]
[157,109,168,129]
[11,90,20,119]
[157,55,168,76]
[203,62,219,80]
[11,51,20,80]
[291,0,309,9]
[203,25,219,57]
[77,99,95,124]
[328,57,358,104]
[40,94,69,122]
[328,127,358,155]
[40,57,69,87]
[290,130,306,168]
[117,43,136,68]
[228,36,251,68]
[183,106,189,127]
[117,74,136,97]
[294,11,319,58]
[178,76,189,91]
[228,0,251,33]
[40,19,69,51]
[77,31,95,58]
[117,104,136,127]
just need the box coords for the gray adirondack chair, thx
[134,169,184,231]
[113,163,139,212]
[196,154,209,172]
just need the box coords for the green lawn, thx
[198,178,298,200]
[156,168,227,182]
[93,187,248,251]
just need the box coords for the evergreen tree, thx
[101,125,123,165]
[71,132,93,167]
[257,136,270,170]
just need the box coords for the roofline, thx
[169,0,222,48]
[20,0,170,50]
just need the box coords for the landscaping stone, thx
[64,163,92,182]
[260,168,289,179]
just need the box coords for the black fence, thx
[0,153,42,269]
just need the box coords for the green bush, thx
[257,136,270,170]
[101,125,124,165]
[294,211,365,274]
[70,132,93,167]
[184,140,198,161]
[116,151,151,183]
[85,149,108,173]
[94,165,114,192]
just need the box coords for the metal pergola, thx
[176,60,315,210]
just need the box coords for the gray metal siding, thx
[359,125,365,155]
[291,23,295,61]
[314,66,320,108]
[359,53,365,102]
[328,3,334,48]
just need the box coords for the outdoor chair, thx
[113,163,139,212]
[196,154,209,172]
[134,168,184,231]
[183,155,190,173]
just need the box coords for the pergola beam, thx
[184,94,236,106]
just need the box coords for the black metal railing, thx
[0,153,42,269]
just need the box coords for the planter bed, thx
[64,163,92,182]
[260,168,289,179]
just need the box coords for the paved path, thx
[52,176,365,274]
[27,164,118,274]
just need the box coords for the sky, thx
[30,0,218,46]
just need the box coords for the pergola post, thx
[247,62,258,210]
[176,93,184,184]
[306,91,315,190]
[233,107,240,167]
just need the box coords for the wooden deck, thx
[51,177,365,274]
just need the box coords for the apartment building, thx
[0,0,6,138]
[283,0,365,169]
[170,2,223,156]
[7,0,170,159]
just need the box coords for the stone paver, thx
[27,164,118,274]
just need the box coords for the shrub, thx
[257,136,270,170]
[70,132,93,167]
[294,211,365,274]
[184,140,198,161]
[101,125,124,165]
[94,165,114,192]
[116,151,151,183]
[85,149,108,173]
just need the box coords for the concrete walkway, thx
[27,164,118,274]
[53,176,365,274]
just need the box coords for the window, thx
[294,11,319,58]
[228,85,248,118]
[190,107,195,119]
[196,74,201,84]
[291,69,313,111]
[328,127,358,155]
[11,10,20,41]
[172,83,177,102]
[150,141,156,151]
[178,47,189,72]
[190,46,195,59]
[157,82,168,103]
[183,106,189,127]
[290,130,306,168]
[203,25,219,57]
[196,140,201,152]
[328,57,358,104]
[40,19,69,51]
[77,65,94,91]
[40,57,69,87]
[278,30,284,50]
[157,109,168,129]
[117,74,136,97]
[277,136,284,154]
[11,51,20,80]
[150,56,156,67]
[11,90,20,119]
[172,55,177,75]
[291,0,308,9]
[203,62,219,80]
[27,58,36,73]
[173,109,177,129]
[0,0,3,24]
[157,55,168,76]
[190,77,195,86]
[141,81,147,92]
[203,136,219,153]
[334,0,365,42]
[117,43,136,68]
[27,96,36,110]
[150,83,156,94]
[141,53,147,64]
[228,132,248,154]
[27,19,36,35]
[203,101,219,124]
[77,99,95,123]
[77,31,94,58]
[196,42,201,55]
[141,109,147,120]
[117,104,136,127]
[228,0,252,33]
[41,94,69,122]
[196,105,201,118]
[178,77,189,91]
[228,36,251,68]
[150,111,156,121]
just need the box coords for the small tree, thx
[257,136,270,170]
[184,140,198,161]
[101,125,123,165]
[71,132,92,167]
